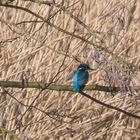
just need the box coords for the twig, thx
[80,91,140,120]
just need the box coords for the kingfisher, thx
[72,63,92,92]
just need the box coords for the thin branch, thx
[80,91,140,120]
[0,4,139,71]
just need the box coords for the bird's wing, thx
[77,71,89,86]
[72,70,80,91]
[72,71,77,82]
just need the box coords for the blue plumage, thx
[72,64,90,92]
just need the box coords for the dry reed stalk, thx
[0,0,140,139]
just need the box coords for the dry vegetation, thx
[0,0,140,139]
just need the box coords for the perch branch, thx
[0,81,138,93]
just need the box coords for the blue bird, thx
[72,63,91,92]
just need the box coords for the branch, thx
[80,91,140,120]
[0,80,138,93]
[0,3,140,71]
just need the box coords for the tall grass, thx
[0,0,140,139]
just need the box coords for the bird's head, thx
[77,63,90,71]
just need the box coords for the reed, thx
[0,0,140,139]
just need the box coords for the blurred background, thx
[0,0,140,139]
